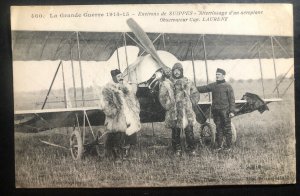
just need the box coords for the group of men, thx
[100,62,235,159]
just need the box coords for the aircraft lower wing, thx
[14,107,106,133]
[14,92,281,133]
[14,93,167,133]
[196,92,282,122]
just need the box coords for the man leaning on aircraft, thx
[197,68,235,152]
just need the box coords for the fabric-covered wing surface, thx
[12,31,123,61]
[14,94,281,133]
[197,93,282,120]
[14,87,168,133]
[12,31,293,61]
[14,108,105,133]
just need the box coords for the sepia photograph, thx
[11,4,295,187]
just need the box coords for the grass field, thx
[14,80,295,187]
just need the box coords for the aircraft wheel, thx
[199,122,216,148]
[95,130,106,158]
[231,122,237,144]
[70,129,83,160]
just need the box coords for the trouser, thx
[171,125,195,152]
[105,132,125,159]
[105,132,137,159]
[212,108,232,148]
[125,133,137,146]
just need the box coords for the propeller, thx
[126,18,171,76]
[127,18,207,124]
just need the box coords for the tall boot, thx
[171,128,181,152]
[185,125,195,152]
[213,110,223,150]
[224,119,232,150]
[125,133,137,146]
[216,123,224,149]
[113,132,125,160]
[105,132,115,159]
[124,133,137,157]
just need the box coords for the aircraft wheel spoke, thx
[199,122,216,148]
[70,130,83,160]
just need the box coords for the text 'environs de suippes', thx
[137,10,228,16]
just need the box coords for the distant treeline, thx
[196,76,293,85]
[14,77,294,111]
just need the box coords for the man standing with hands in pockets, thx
[197,68,235,152]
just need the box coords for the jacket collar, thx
[216,79,226,84]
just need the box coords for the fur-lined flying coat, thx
[99,82,141,135]
[159,77,200,129]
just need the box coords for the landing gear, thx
[198,122,237,148]
[70,128,83,160]
[69,111,105,160]
[231,122,237,144]
[199,122,216,148]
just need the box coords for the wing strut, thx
[70,40,77,107]
[272,64,293,93]
[201,34,212,121]
[123,32,130,81]
[61,62,67,108]
[257,42,266,99]
[42,60,62,109]
[116,40,121,70]
[270,36,280,97]
[191,44,197,85]
[162,33,166,49]
[280,79,294,98]
[76,32,85,106]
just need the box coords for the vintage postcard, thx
[12,4,295,187]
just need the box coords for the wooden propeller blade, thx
[126,18,170,71]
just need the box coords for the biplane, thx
[13,18,293,160]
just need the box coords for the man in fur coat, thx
[197,68,235,152]
[159,63,200,156]
[100,69,141,159]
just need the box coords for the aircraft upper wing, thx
[12,31,293,62]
